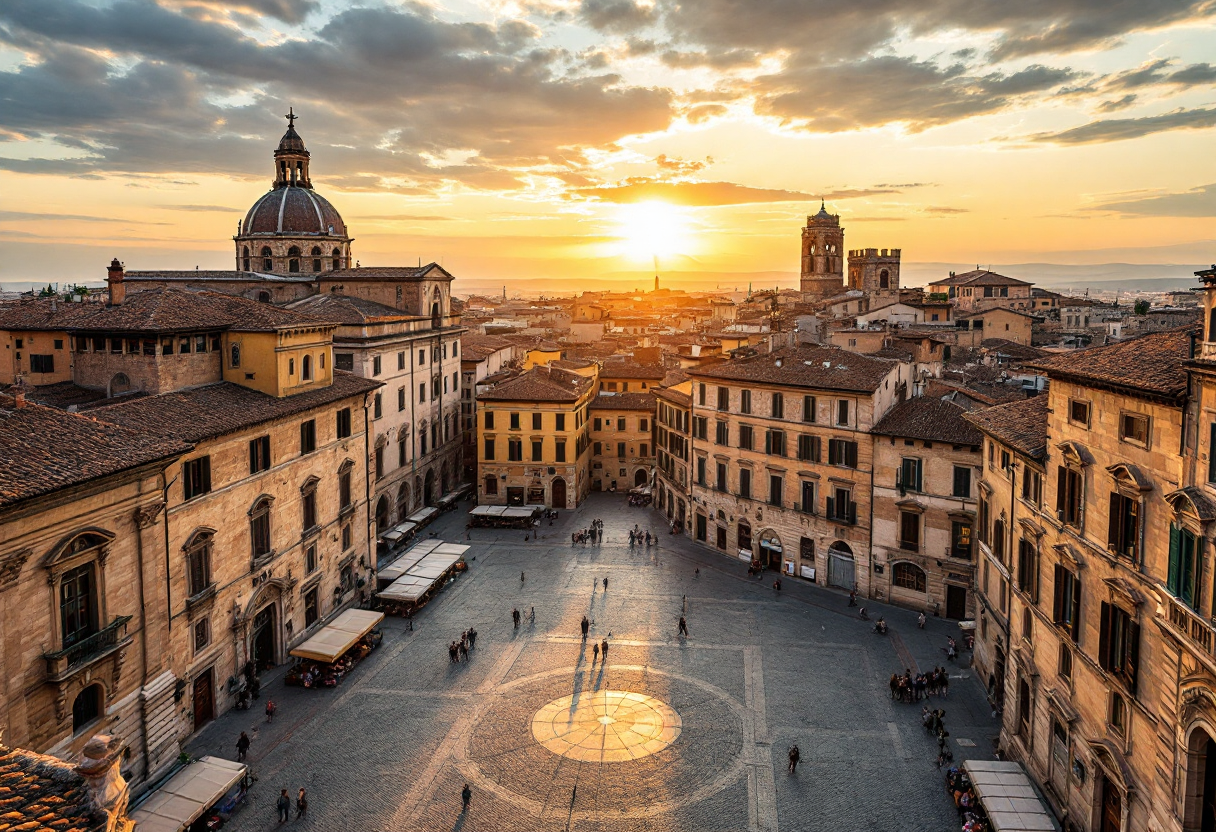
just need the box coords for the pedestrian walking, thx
[918,612,926,629]
[592,642,600,662]
[695,567,700,577]
[581,615,590,638]
[277,790,291,823]
[449,642,457,662]
[678,616,688,636]
[461,783,472,812]
[848,589,857,607]
[468,628,478,648]
[236,731,250,762]
[265,699,277,723]
[459,641,468,661]
[512,608,521,628]
[521,571,526,583]
[603,577,608,590]
[601,638,608,660]
[788,745,800,773]
[296,788,307,819]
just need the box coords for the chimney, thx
[107,258,125,306]
[12,376,28,409]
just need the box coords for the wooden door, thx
[946,584,967,619]
[193,668,214,729]
[1101,777,1122,832]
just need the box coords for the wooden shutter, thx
[1167,523,1182,596]
[846,442,858,468]
[1127,621,1140,695]
[1108,492,1121,552]
[1057,466,1067,514]
[1053,564,1064,623]
[1098,602,1111,669]
[1071,577,1082,642]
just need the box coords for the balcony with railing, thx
[43,616,133,683]
[1164,596,1215,659]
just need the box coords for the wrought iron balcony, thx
[44,615,132,683]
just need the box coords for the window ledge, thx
[185,584,217,611]
[339,503,356,519]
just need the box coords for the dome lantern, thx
[274,108,311,188]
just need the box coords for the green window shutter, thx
[1168,523,1182,596]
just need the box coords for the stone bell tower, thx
[1198,264,1216,359]
[800,202,845,303]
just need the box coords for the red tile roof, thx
[1028,327,1193,402]
[589,392,656,411]
[287,294,414,324]
[872,397,984,445]
[688,345,898,393]
[963,394,1048,460]
[0,396,189,509]
[95,371,381,443]
[0,744,108,832]
[479,366,594,403]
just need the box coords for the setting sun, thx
[610,201,697,262]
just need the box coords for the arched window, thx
[302,354,312,381]
[288,245,301,273]
[185,531,213,597]
[311,246,322,272]
[893,562,927,592]
[431,287,442,324]
[257,291,271,303]
[1209,308,1216,342]
[250,497,273,560]
[261,246,273,272]
[879,268,890,289]
[230,344,241,368]
[332,247,342,270]
[72,684,103,733]
[242,246,251,271]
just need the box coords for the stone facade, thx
[848,247,901,293]
[589,394,655,492]
[799,205,845,302]
[655,383,693,532]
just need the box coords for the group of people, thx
[448,628,478,662]
[920,698,955,768]
[276,788,307,823]
[945,766,988,830]
[890,667,951,702]
[629,526,653,546]
[573,519,604,545]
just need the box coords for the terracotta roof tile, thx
[589,392,656,411]
[655,386,691,407]
[599,360,665,380]
[95,371,381,443]
[0,746,104,832]
[0,397,189,509]
[1028,327,1193,400]
[286,294,414,324]
[0,289,333,334]
[872,397,984,445]
[963,394,1048,460]
[479,366,593,403]
[688,345,898,393]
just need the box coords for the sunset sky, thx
[0,0,1214,292]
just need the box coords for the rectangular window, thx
[716,462,728,491]
[1068,399,1090,427]
[300,419,317,454]
[398,387,406,411]
[510,412,521,430]
[249,436,271,474]
[556,414,566,431]
[640,443,648,456]
[302,488,317,531]
[769,474,783,507]
[617,442,626,458]
[555,441,566,462]
[1168,524,1202,610]
[372,355,382,376]
[335,352,354,371]
[826,487,856,524]
[398,352,406,370]
[594,417,603,431]
[508,439,522,461]
[1022,469,1042,505]
[375,446,384,479]
[1053,565,1081,642]
[1017,539,1038,600]
[183,457,212,501]
[373,393,382,419]
[899,511,920,551]
[29,354,53,373]
[341,523,351,551]
[740,390,752,414]
[802,395,816,423]
[800,480,815,514]
[484,476,498,496]
[716,420,729,446]
[836,400,850,426]
[1057,467,1082,527]
[533,413,543,430]
[399,437,407,466]
[739,467,752,499]
[797,434,820,462]
[900,457,922,492]
[953,466,972,498]
[771,392,784,419]
[1119,413,1149,446]
[1210,423,1216,483]
[485,411,495,430]
[304,588,318,627]
[484,438,495,460]
[333,407,350,439]
[418,349,426,365]
[1099,602,1139,693]
[952,521,972,560]
[738,424,754,450]
[1108,492,1140,560]
[696,457,707,486]
[532,440,544,461]
[593,441,602,455]
[698,383,706,406]
[828,438,858,468]
[717,386,729,411]
[418,383,426,403]
[339,469,352,510]
[765,429,786,457]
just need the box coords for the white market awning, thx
[289,609,384,663]
[131,756,246,832]
[377,575,433,603]
[379,521,418,544]
[408,507,440,524]
[962,760,1059,832]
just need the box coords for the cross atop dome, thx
[273,108,311,188]
[285,107,297,127]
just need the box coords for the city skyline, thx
[0,0,1214,287]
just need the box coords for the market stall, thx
[408,506,440,529]
[951,760,1059,832]
[376,543,468,615]
[131,756,248,832]
[379,520,417,549]
[286,609,384,688]
[468,505,539,528]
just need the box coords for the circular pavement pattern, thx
[531,690,681,762]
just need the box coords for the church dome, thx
[241,187,347,237]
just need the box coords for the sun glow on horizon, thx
[608,200,698,262]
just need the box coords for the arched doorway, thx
[107,373,131,398]
[758,529,783,570]
[251,604,277,671]
[551,477,567,509]
[375,494,390,532]
[1184,725,1216,832]
[634,468,648,487]
[424,470,436,506]
[827,541,855,590]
